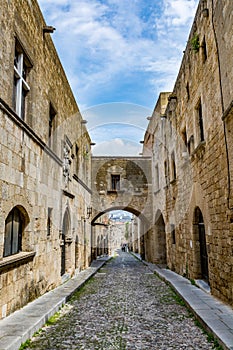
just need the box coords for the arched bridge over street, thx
[91,156,152,225]
[90,156,152,259]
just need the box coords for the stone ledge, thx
[0,98,62,167]
[107,190,125,194]
[192,140,206,156]
[63,190,75,199]
[0,252,36,272]
[170,179,177,185]
[73,174,92,194]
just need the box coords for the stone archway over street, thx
[91,156,153,258]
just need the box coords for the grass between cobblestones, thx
[153,270,223,350]
[20,254,224,350]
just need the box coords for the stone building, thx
[0,0,92,319]
[91,156,152,259]
[143,0,233,306]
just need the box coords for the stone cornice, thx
[73,174,92,194]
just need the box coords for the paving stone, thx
[25,252,215,349]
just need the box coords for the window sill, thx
[107,190,124,194]
[0,251,36,272]
[192,141,206,155]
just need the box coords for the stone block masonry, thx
[0,0,92,319]
[142,0,233,306]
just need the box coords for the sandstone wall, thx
[0,0,92,319]
[144,0,233,305]
[91,157,152,223]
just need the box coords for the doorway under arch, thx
[155,212,167,264]
[61,208,71,276]
[193,207,209,283]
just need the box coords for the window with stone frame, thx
[181,127,189,159]
[186,82,190,101]
[164,160,169,186]
[171,224,176,245]
[48,103,57,151]
[111,174,120,191]
[171,151,177,181]
[188,135,194,155]
[13,39,32,120]
[47,207,53,237]
[75,143,79,175]
[155,164,160,192]
[201,36,207,63]
[4,207,23,257]
[196,100,205,143]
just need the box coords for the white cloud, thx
[37,0,198,155]
[92,138,142,156]
[162,0,198,26]
[38,0,198,104]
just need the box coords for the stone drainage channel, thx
[23,251,219,350]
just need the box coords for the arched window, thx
[4,207,23,257]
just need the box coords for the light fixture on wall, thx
[86,207,92,219]
[82,206,92,221]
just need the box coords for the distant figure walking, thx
[121,243,128,252]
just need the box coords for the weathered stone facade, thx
[0,0,92,319]
[1,0,233,321]
[143,0,233,306]
[91,157,152,259]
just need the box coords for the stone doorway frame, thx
[193,206,209,283]
[61,207,71,276]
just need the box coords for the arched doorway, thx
[61,209,70,276]
[194,207,209,283]
[156,213,167,264]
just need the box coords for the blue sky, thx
[37,0,199,155]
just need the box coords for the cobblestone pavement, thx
[26,251,216,350]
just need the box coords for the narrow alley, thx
[25,252,215,350]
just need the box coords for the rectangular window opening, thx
[48,103,57,149]
[171,152,176,181]
[197,101,205,142]
[155,164,159,191]
[164,160,169,186]
[186,83,190,101]
[202,36,207,63]
[111,175,120,191]
[171,224,176,245]
[13,40,32,120]
[47,207,53,236]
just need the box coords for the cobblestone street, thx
[25,252,216,350]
